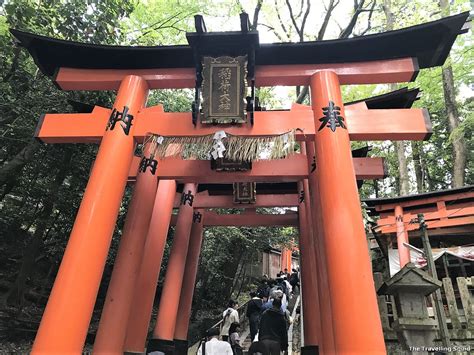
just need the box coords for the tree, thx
[440,0,468,187]
[383,0,410,195]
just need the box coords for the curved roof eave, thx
[10,12,469,77]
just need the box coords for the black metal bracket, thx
[106,105,133,135]
[181,190,195,206]
[310,156,316,173]
[299,190,305,204]
[318,101,346,132]
[139,156,158,175]
[193,211,202,223]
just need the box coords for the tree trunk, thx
[6,149,73,307]
[441,66,467,187]
[439,0,467,187]
[373,180,379,198]
[384,0,410,195]
[0,140,41,195]
[394,140,410,195]
[411,141,424,193]
[6,236,43,308]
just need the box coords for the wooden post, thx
[394,205,411,268]
[148,183,197,354]
[456,277,474,330]
[94,144,159,354]
[123,180,177,353]
[418,213,451,347]
[309,71,385,353]
[31,75,148,354]
[442,277,461,330]
[297,180,322,351]
[373,273,390,330]
[173,209,205,354]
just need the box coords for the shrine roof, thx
[363,185,474,208]
[10,12,468,78]
[346,87,420,109]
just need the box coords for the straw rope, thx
[141,130,298,162]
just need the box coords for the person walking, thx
[246,291,263,342]
[228,322,243,355]
[220,299,239,341]
[289,269,299,294]
[197,328,233,355]
[257,278,270,301]
[258,298,288,355]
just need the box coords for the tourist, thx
[197,328,233,355]
[228,322,243,355]
[276,276,290,300]
[220,299,239,341]
[289,269,299,294]
[248,340,266,355]
[262,283,287,312]
[246,291,263,341]
[282,276,292,298]
[258,298,288,355]
[256,278,270,300]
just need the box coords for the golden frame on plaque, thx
[201,56,247,124]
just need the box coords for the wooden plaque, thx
[201,56,247,124]
[233,182,256,204]
[211,158,252,171]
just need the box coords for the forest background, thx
[0,0,472,350]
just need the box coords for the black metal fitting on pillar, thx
[147,339,175,355]
[301,345,319,355]
[173,339,189,355]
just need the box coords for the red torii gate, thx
[10,10,468,355]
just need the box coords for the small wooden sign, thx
[211,158,252,171]
[233,182,256,204]
[201,56,247,124]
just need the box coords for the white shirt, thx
[197,338,233,355]
[220,307,239,336]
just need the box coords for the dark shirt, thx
[289,272,299,285]
[246,298,263,318]
[258,308,288,350]
[257,284,270,299]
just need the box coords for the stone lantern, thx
[377,263,442,351]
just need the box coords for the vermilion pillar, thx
[31,75,148,354]
[395,205,411,268]
[123,179,177,353]
[304,142,335,354]
[287,247,292,271]
[280,248,291,272]
[297,180,321,352]
[148,183,197,354]
[93,144,159,354]
[310,71,385,353]
[174,209,205,355]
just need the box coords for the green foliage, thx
[348,0,473,197]
[0,0,136,328]
[195,223,295,310]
